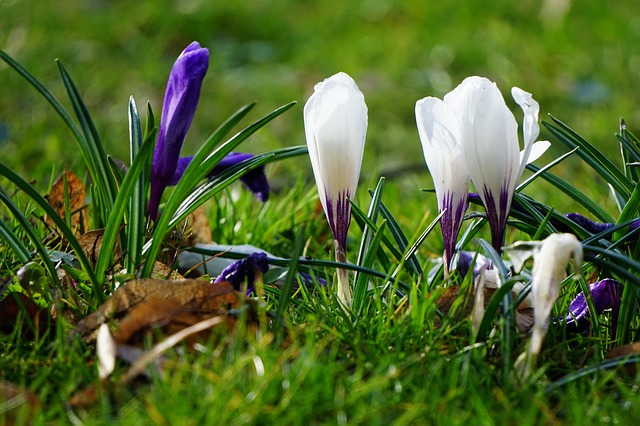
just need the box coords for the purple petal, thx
[148,42,209,220]
[559,278,621,334]
[214,252,269,294]
[168,152,270,202]
[457,250,491,279]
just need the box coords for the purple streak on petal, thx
[558,278,621,334]
[325,190,351,250]
[440,191,468,269]
[481,185,511,253]
[214,252,269,294]
[148,42,209,220]
[167,152,270,202]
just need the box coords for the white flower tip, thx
[524,140,551,164]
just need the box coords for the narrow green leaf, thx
[0,217,31,263]
[377,198,423,276]
[0,49,84,145]
[125,97,147,273]
[95,124,155,285]
[544,117,633,198]
[525,163,614,223]
[353,220,388,313]
[353,178,385,293]
[517,147,578,192]
[273,227,305,339]
[57,61,116,226]
[0,185,60,288]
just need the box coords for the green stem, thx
[335,240,352,308]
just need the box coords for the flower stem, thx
[334,239,352,307]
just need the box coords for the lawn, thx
[2,0,640,424]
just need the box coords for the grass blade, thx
[125,97,147,273]
[544,117,633,198]
[0,217,31,263]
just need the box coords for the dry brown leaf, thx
[0,293,52,336]
[74,279,239,341]
[45,171,88,235]
[150,261,183,280]
[77,228,122,266]
[182,205,212,246]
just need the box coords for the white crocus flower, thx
[448,76,550,252]
[515,233,582,380]
[416,97,471,273]
[304,72,368,307]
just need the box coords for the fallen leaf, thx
[77,228,121,266]
[0,292,52,336]
[182,205,212,246]
[45,171,88,235]
[74,279,239,341]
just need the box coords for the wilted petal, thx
[304,72,367,250]
[517,233,582,380]
[214,252,269,294]
[169,153,269,202]
[148,42,210,220]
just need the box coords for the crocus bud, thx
[148,42,209,220]
[304,72,367,306]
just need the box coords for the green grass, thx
[2,0,640,424]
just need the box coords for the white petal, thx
[512,87,543,175]
[520,140,551,165]
[455,77,520,213]
[415,97,470,208]
[304,72,368,214]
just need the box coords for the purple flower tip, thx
[168,152,270,202]
[148,41,210,220]
[559,278,621,333]
[456,250,491,279]
[214,252,269,294]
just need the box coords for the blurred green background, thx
[1,0,639,213]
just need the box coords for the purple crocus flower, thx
[148,42,209,220]
[559,278,621,334]
[168,152,269,202]
[214,252,270,294]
